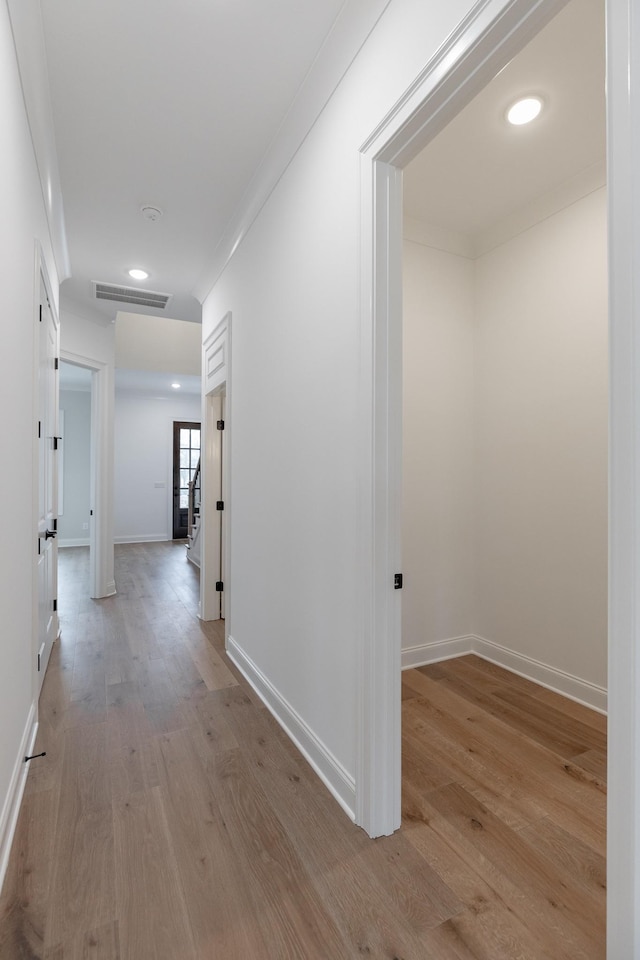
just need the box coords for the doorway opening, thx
[36,269,59,695]
[401,1,606,698]
[357,0,638,949]
[358,0,613,858]
[57,360,93,607]
[172,420,201,540]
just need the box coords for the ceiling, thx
[39,0,348,324]
[403,0,605,244]
[39,0,605,331]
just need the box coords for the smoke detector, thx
[140,204,163,222]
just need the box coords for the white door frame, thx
[34,252,59,696]
[357,0,635,952]
[200,313,232,630]
[60,349,115,599]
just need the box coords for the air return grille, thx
[93,281,172,310]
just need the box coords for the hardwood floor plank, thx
[404,821,561,960]
[113,787,197,960]
[403,670,606,853]
[402,692,542,830]
[155,728,270,958]
[420,656,605,755]
[425,782,604,959]
[570,747,607,779]
[0,790,58,960]
[207,747,353,958]
[216,682,466,957]
[517,816,606,899]
[45,723,116,949]
[79,921,121,960]
[106,682,161,801]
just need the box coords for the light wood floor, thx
[0,542,606,958]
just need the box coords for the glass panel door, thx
[173,421,201,539]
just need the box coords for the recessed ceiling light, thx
[171,382,181,389]
[506,96,543,126]
[128,268,149,280]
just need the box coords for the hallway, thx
[0,544,605,959]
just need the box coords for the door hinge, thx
[216,501,224,511]
[39,304,42,323]
[53,598,57,612]
[37,537,40,556]
[217,420,225,430]
[54,357,59,370]
[53,436,59,450]
[53,518,57,532]
[37,651,41,672]
[215,581,224,592]
[394,573,403,590]
[38,420,41,439]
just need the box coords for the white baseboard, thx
[402,635,476,669]
[114,534,170,544]
[58,538,90,548]
[226,635,356,820]
[0,704,37,895]
[402,634,607,715]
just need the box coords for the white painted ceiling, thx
[40,0,604,329]
[403,0,605,243]
[40,0,347,324]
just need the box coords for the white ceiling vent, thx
[93,281,172,310]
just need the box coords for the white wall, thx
[202,0,474,792]
[61,307,115,364]
[115,312,201,375]
[475,187,608,686]
[401,188,608,691]
[402,241,476,649]
[114,392,201,542]
[58,389,91,545]
[0,0,59,884]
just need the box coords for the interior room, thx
[401,0,607,706]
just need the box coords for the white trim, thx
[607,1,640,953]
[58,538,90,548]
[401,636,607,715]
[0,704,37,895]
[227,636,356,821]
[401,635,477,670]
[200,314,231,627]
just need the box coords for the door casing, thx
[36,269,59,693]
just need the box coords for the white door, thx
[37,275,59,691]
